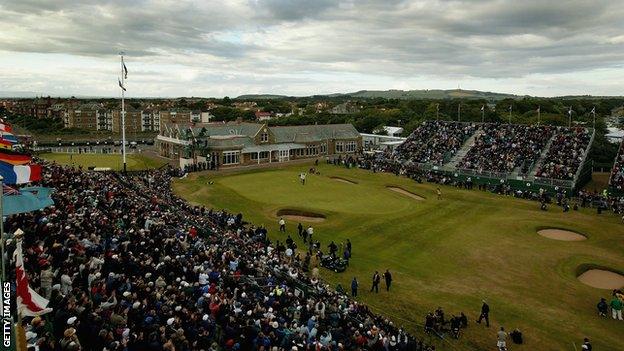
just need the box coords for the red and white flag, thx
[15,240,52,317]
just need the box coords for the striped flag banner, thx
[0,139,13,150]
[0,122,12,133]
[0,150,31,165]
[16,240,53,317]
[0,132,18,144]
[0,162,42,184]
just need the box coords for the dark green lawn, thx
[174,162,624,351]
[40,152,167,171]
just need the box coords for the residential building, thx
[330,101,360,115]
[66,103,105,130]
[159,109,192,129]
[48,103,66,119]
[255,111,273,121]
[112,106,142,133]
[141,109,160,132]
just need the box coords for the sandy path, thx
[537,229,586,241]
[387,186,424,200]
[578,269,624,289]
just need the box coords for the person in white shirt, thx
[279,218,286,232]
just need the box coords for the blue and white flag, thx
[3,185,54,216]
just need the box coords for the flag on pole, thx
[508,105,512,111]
[480,105,484,112]
[118,79,126,91]
[536,106,540,113]
[0,150,31,165]
[3,186,54,215]
[0,162,42,184]
[15,240,52,317]
[568,107,573,116]
[0,139,13,150]
[0,132,18,144]
[590,106,595,114]
[122,58,128,79]
[0,122,12,133]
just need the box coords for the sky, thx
[0,0,623,98]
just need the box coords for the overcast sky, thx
[1,0,623,98]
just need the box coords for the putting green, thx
[174,162,624,351]
[217,169,414,215]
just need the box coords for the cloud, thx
[0,0,622,97]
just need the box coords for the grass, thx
[173,162,624,351]
[39,152,167,171]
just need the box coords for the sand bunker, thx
[387,186,424,201]
[330,176,357,184]
[578,269,624,289]
[537,228,586,241]
[276,209,326,223]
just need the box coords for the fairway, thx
[174,162,624,351]
[40,152,167,171]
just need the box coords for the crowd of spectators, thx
[609,142,624,191]
[408,123,476,165]
[8,162,433,351]
[535,127,592,181]
[458,124,554,174]
[394,121,448,163]
[357,151,624,216]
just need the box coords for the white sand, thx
[330,177,357,184]
[537,229,586,241]
[387,186,424,201]
[578,269,624,289]
[281,215,326,223]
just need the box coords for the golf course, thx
[39,152,167,171]
[173,162,624,350]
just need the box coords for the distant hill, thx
[342,89,522,100]
[0,91,43,98]
[237,89,523,101]
[235,94,290,100]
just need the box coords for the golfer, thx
[279,218,286,232]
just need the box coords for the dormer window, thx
[261,132,268,143]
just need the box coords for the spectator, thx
[611,295,623,320]
[477,300,490,327]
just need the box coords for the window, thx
[260,133,269,143]
[307,145,318,156]
[335,141,344,153]
[320,143,327,154]
[222,151,240,165]
[346,141,357,153]
[251,151,269,160]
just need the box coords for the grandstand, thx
[393,121,595,192]
[609,140,624,194]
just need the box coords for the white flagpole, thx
[457,103,461,122]
[592,107,596,129]
[435,103,439,120]
[481,106,485,123]
[120,53,127,173]
[568,107,572,128]
[537,106,541,126]
[509,106,512,124]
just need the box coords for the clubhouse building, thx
[156,122,362,169]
